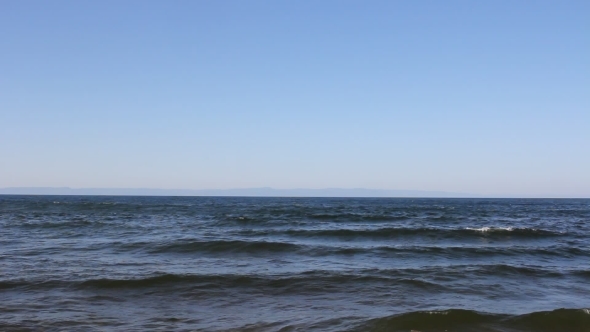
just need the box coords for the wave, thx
[308,213,410,222]
[464,226,563,235]
[18,218,103,229]
[280,226,564,239]
[147,239,302,254]
[7,265,588,292]
[122,236,587,258]
[0,280,28,290]
[77,272,445,292]
[363,264,581,279]
[360,308,590,332]
[473,264,565,277]
[326,245,589,258]
[221,212,413,224]
[0,271,446,293]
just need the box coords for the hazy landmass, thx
[0,187,475,197]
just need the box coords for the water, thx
[1,196,589,331]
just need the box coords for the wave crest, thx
[362,308,590,332]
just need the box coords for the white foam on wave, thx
[426,310,449,315]
[466,227,514,232]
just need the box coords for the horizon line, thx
[0,187,588,199]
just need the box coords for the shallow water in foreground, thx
[1,196,589,331]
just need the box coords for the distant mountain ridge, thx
[0,187,475,197]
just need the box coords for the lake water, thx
[1,196,589,331]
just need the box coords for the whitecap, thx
[466,227,514,232]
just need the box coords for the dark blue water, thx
[1,196,589,331]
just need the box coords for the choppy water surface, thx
[1,196,589,331]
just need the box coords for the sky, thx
[1,1,589,197]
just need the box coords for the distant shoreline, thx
[0,187,587,198]
[0,187,473,198]
[0,187,472,198]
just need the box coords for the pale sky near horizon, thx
[1,1,589,197]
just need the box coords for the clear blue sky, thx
[1,1,589,197]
